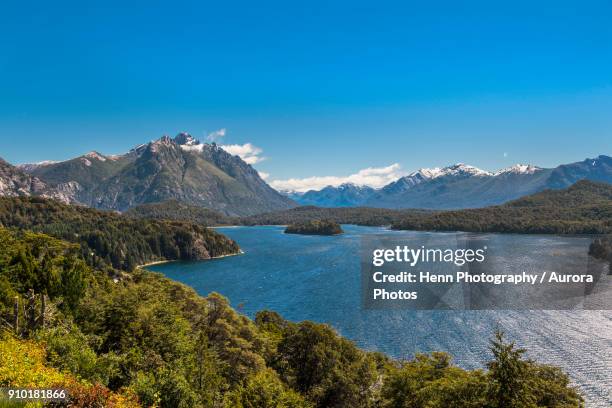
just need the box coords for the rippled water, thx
[149,225,612,406]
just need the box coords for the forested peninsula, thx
[0,196,240,272]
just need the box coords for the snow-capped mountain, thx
[17,160,60,172]
[381,164,490,196]
[494,164,542,176]
[292,156,611,209]
[380,171,430,195]
[421,163,492,178]
[17,133,296,216]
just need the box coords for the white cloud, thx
[269,163,405,192]
[207,128,227,143]
[221,143,266,165]
[258,171,270,180]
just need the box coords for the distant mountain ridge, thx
[18,133,296,216]
[0,157,47,197]
[292,183,377,207]
[9,138,612,213]
[289,155,612,209]
[246,180,612,235]
[0,157,77,204]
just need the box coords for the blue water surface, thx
[149,225,612,406]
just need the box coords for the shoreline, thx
[136,249,244,269]
[132,229,606,405]
[284,231,344,236]
[211,249,245,259]
[136,260,172,269]
[213,224,601,238]
[210,224,289,228]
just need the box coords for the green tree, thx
[487,330,534,408]
[225,368,313,408]
[381,352,486,408]
[275,321,378,408]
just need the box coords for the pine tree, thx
[487,330,534,408]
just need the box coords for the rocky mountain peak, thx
[592,155,611,165]
[148,135,178,153]
[404,163,491,181]
[442,163,492,177]
[84,151,107,162]
[337,183,359,190]
[14,133,296,216]
[174,132,199,146]
[494,164,541,176]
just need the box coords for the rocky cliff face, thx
[0,157,46,196]
[0,157,76,204]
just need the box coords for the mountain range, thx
[289,183,378,207]
[2,136,610,214]
[10,133,296,216]
[288,156,612,209]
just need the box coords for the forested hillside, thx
[392,180,612,234]
[126,201,421,227]
[125,200,239,226]
[0,196,239,271]
[0,227,584,407]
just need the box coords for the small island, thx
[285,219,344,235]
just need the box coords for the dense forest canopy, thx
[0,196,239,272]
[241,205,425,227]
[125,200,239,227]
[126,201,424,227]
[285,220,344,235]
[0,227,584,407]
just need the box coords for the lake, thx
[149,225,612,406]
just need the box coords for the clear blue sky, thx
[1,0,611,184]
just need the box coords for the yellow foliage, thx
[0,333,67,388]
[0,333,141,408]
